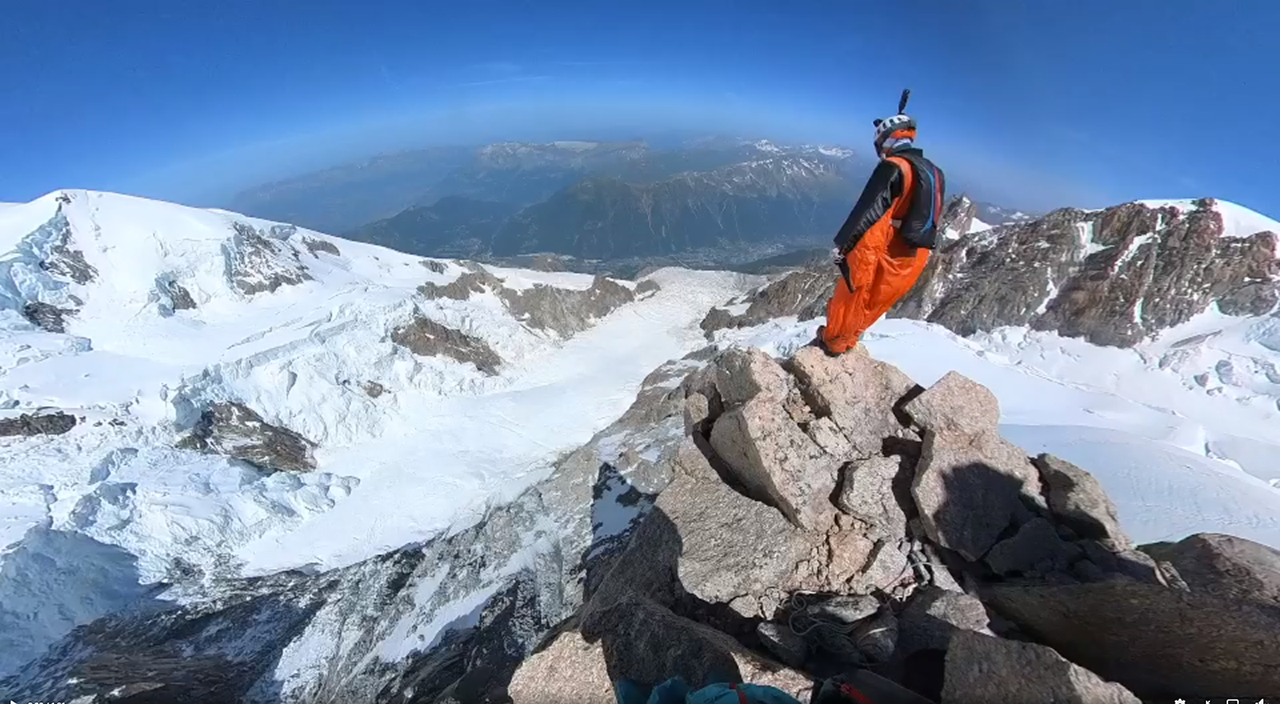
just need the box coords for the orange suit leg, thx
[857,235,931,340]
[823,223,890,354]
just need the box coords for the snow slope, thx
[0,189,760,674]
[712,316,1280,549]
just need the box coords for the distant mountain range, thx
[227,147,475,233]
[228,138,1041,264]
[228,139,880,260]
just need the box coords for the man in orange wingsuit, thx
[819,110,945,355]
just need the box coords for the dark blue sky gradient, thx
[2,0,1275,215]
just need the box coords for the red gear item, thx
[821,156,930,354]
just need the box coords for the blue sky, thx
[1,0,1276,215]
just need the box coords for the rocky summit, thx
[702,196,1280,349]
[11,343,1278,703]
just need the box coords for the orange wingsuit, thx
[822,152,934,355]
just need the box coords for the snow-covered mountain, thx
[0,189,756,677]
[2,189,1278,701]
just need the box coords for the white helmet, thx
[873,113,917,154]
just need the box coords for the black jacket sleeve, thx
[833,159,905,252]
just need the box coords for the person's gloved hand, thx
[831,247,845,266]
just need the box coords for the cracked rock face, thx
[176,402,316,473]
[391,314,503,376]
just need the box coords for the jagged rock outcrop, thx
[515,347,1237,702]
[939,196,978,240]
[695,197,1277,351]
[176,402,316,473]
[391,314,503,375]
[421,259,449,274]
[0,411,78,437]
[223,222,314,295]
[1140,532,1280,607]
[892,198,1280,346]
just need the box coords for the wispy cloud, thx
[1047,125,1091,145]
[469,61,524,76]
[458,75,554,87]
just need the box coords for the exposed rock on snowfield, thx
[177,401,316,473]
[0,411,78,437]
[416,265,635,337]
[391,314,503,375]
[417,267,505,301]
[700,269,829,335]
[21,300,73,333]
[302,236,341,257]
[420,258,448,274]
[224,222,314,295]
[498,275,635,337]
[635,278,662,296]
[1140,532,1280,607]
[157,276,197,311]
[38,212,98,285]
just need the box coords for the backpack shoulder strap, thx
[884,155,915,220]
